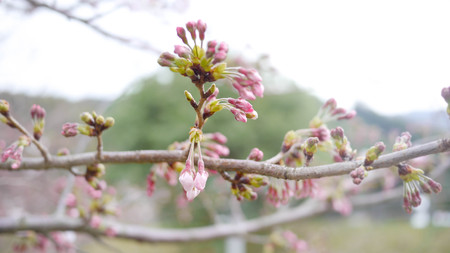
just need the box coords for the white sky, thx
[0,0,449,116]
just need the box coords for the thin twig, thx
[23,0,161,53]
[6,114,51,162]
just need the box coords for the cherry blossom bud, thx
[65,193,77,208]
[442,86,450,103]
[364,142,385,166]
[228,98,254,112]
[393,132,412,151]
[197,20,207,41]
[176,27,188,44]
[338,110,356,120]
[247,148,264,161]
[209,132,227,144]
[174,45,190,58]
[194,167,208,191]
[104,117,115,128]
[61,123,78,137]
[80,112,94,125]
[0,100,9,116]
[186,21,197,40]
[90,215,102,229]
[57,148,70,156]
[179,169,195,193]
[323,98,337,110]
[231,108,247,122]
[218,42,228,53]
[189,128,203,143]
[213,50,227,64]
[147,171,155,197]
[95,115,105,126]
[246,110,258,120]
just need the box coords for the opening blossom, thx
[179,128,209,201]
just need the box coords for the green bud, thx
[200,57,211,71]
[78,125,93,136]
[186,68,195,76]
[0,100,10,115]
[96,115,105,126]
[282,130,297,153]
[364,141,385,166]
[192,45,205,59]
[0,115,7,124]
[189,127,203,143]
[209,100,223,113]
[184,90,194,102]
[174,58,189,67]
[249,175,268,187]
[80,112,94,125]
[104,117,115,128]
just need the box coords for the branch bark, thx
[2,138,449,181]
[0,185,408,242]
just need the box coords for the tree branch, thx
[2,138,449,181]
[22,0,161,53]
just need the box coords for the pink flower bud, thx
[176,27,188,44]
[247,148,263,161]
[65,193,77,208]
[186,21,197,40]
[197,20,207,41]
[338,110,356,120]
[61,123,78,137]
[174,45,190,58]
[210,132,227,144]
[232,83,256,100]
[194,168,208,191]
[179,168,195,192]
[213,51,227,64]
[228,98,254,112]
[90,215,102,229]
[442,86,450,103]
[105,227,117,237]
[323,98,337,110]
[230,108,247,122]
[218,42,228,52]
[147,171,155,197]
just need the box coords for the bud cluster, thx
[60,177,118,237]
[12,231,74,253]
[204,92,259,123]
[230,148,268,201]
[1,135,31,169]
[330,127,356,162]
[158,20,264,100]
[30,104,46,140]
[61,111,114,137]
[264,230,308,253]
[349,142,385,185]
[85,163,106,190]
[309,98,356,128]
[397,163,442,213]
[393,131,412,151]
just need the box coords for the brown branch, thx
[6,114,51,162]
[22,0,161,53]
[0,184,412,242]
[1,157,448,243]
[2,138,449,181]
